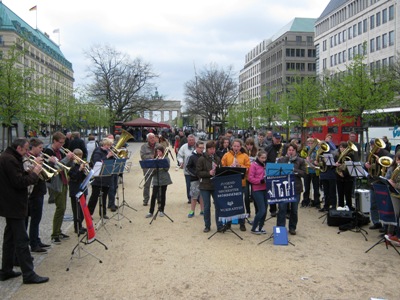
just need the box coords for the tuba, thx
[111,129,134,158]
[315,141,330,172]
[367,138,386,177]
[336,141,358,176]
[378,156,393,177]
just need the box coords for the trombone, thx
[61,147,91,174]
[138,149,170,189]
[42,152,71,172]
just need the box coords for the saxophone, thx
[275,143,284,162]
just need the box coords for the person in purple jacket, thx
[247,150,268,234]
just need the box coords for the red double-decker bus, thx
[303,109,360,146]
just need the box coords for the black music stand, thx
[66,178,108,271]
[140,159,174,224]
[337,161,368,240]
[110,159,134,228]
[208,168,247,240]
[93,160,113,239]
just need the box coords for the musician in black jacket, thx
[0,138,49,284]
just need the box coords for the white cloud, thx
[3,0,330,101]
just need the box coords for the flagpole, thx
[35,8,37,29]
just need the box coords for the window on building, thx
[353,24,357,37]
[330,56,334,67]
[382,33,388,48]
[376,35,381,50]
[334,34,337,46]
[389,5,394,21]
[376,60,381,70]
[330,36,334,47]
[363,19,368,33]
[343,29,346,42]
[343,50,346,63]
[348,48,352,60]
[370,15,375,29]
[296,36,302,44]
[389,56,394,66]
[370,62,374,72]
[323,40,327,51]
[308,63,316,71]
[358,22,362,35]
[307,36,313,44]
[389,31,394,46]
[353,46,357,57]
[382,58,387,67]
[348,27,352,39]
[308,49,316,57]
[376,12,381,26]
[323,58,327,70]
[338,32,342,44]
[338,53,342,64]
[382,8,387,24]
[370,38,375,52]
[358,44,362,55]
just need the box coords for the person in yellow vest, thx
[221,139,251,231]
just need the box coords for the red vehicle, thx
[303,109,360,146]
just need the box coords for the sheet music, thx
[323,154,334,166]
[92,161,103,177]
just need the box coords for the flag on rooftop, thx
[29,5,37,11]
[53,29,60,34]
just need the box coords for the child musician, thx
[145,145,173,218]
[68,149,87,235]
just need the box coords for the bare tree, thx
[184,64,238,135]
[84,44,159,125]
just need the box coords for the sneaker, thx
[188,211,194,218]
[200,211,204,215]
[251,229,262,235]
[31,247,48,254]
[259,228,267,234]
[51,237,61,245]
[145,213,153,218]
[159,212,165,217]
[59,233,70,240]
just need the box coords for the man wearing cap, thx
[264,132,285,217]
[365,138,391,230]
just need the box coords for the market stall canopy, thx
[124,117,169,128]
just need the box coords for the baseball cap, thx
[273,132,282,139]
[370,138,375,145]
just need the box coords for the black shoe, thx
[0,270,22,281]
[369,223,382,230]
[143,202,148,206]
[203,227,210,233]
[379,227,386,233]
[23,274,49,284]
[187,200,191,204]
[38,242,51,248]
[217,227,225,233]
[225,223,231,230]
[59,233,70,240]
[289,229,297,235]
[240,224,246,232]
[110,205,117,212]
[102,215,109,219]
[31,247,48,254]
[270,212,277,217]
[318,208,328,212]
[48,199,55,204]
[51,237,61,245]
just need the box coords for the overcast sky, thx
[5,0,330,101]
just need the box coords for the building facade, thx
[0,2,74,140]
[315,0,399,75]
[238,18,317,128]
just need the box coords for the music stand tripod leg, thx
[66,234,104,271]
[258,233,274,245]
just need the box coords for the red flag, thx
[29,5,37,11]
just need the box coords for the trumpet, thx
[24,156,57,181]
[42,152,71,172]
[61,147,91,174]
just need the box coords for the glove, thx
[260,179,265,184]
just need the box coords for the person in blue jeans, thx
[247,150,268,234]
[196,141,221,233]
[276,144,306,235]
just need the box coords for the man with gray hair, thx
[140,133,159,206]
[177,134,196,204]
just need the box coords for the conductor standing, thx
[0,138,49,284]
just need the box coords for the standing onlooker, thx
[68,131,88,160]
[185,141,205,218]
[64,132,72,149]
[178,130,187,148]
[0,138,49,284]
[196,140,221,233]
[247,150,268,234]
[382,136,392,153]
[86,134,98,163]
[26,138,50,253]
[264,130,273,147]
[44,132,74,245]
[145,145,173,218]
[216,136,230,159]
[177,134,196,204]
[255,132,268,149]
[276,144,306,235]
[140,133,159,206]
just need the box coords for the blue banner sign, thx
[212,174,247,222]
[266,174,296,204]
